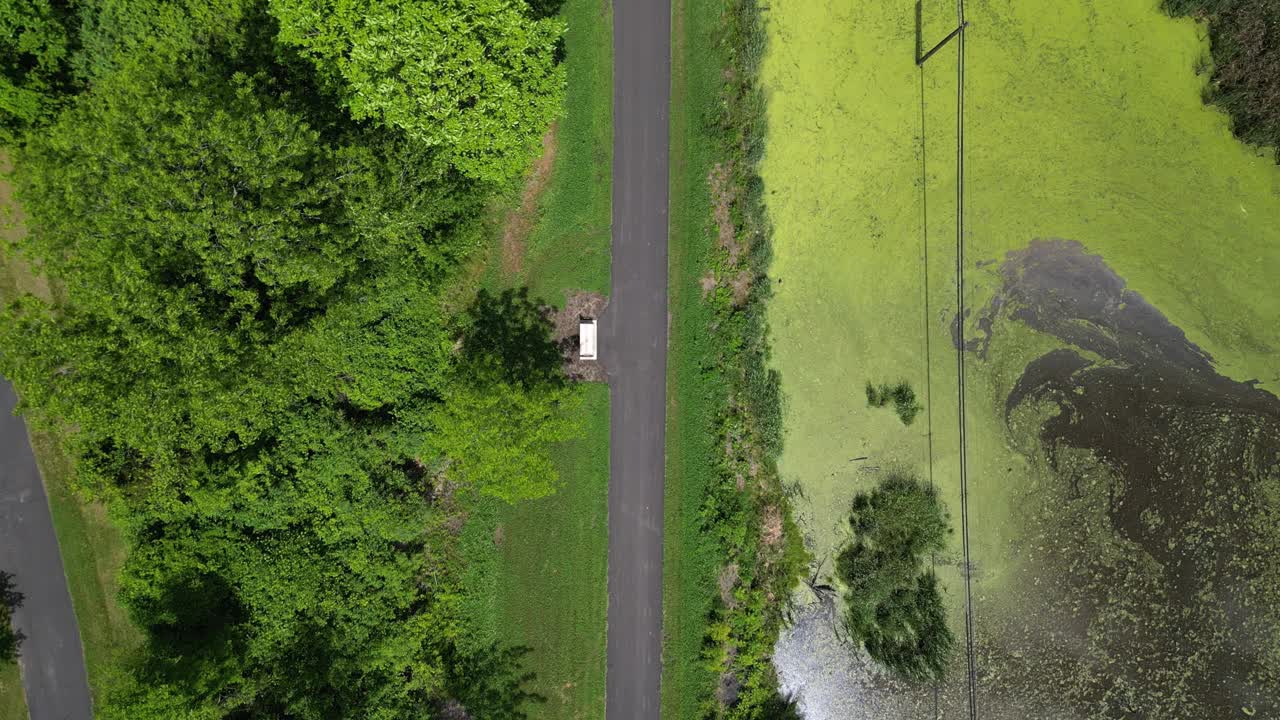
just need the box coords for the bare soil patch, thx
[501,124,560,279]
[718,562,740,606]
[708,162,741,264]
[551,291,608,382]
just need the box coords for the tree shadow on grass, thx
[438,642,546,720]
[460,288,566,389]
[0,570,25,663]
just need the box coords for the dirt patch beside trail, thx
[501,124,560,279]
[551,291,608,382]
[709,162,741,264]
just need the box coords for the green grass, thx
[662,0,725,715]
[458,0,613,717]
[33,432,141,707]
[760,0,1280,712]
[458,384,610,720]
[1,155,140,716]
[0,662,25,720]
[494,383,609,719]
[487,0,613,305]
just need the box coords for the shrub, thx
[1165,0,1280,159]
[0,571,23,663]
[865,381,923,425]
[837,474,953,682]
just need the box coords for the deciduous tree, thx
[271,0,564,183]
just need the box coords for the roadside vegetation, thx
[0,571,21,719]
[665,0,807,716]
[458,0,614,715]
[0,156,141,717]
[0,572,20,663]
[0,0,590,717]
[1166,0,1280,157]
[837,475,951,683]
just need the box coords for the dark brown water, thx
[981,239,1280,719]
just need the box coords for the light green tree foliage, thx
[434,288,581,503]
[0,0,79,139]
[433,379,578,502]
[837,473,954,682]
[271,0,565,183]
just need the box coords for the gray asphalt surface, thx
[602,0,671,716]
[0,380,93,720]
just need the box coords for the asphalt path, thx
[602,0,671,716]
[0,380,93,720]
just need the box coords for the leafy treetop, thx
[271,0,565,183]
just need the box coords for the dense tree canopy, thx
[0,0,573,715]
[0,0,79,140]
[271,0,565,183]
[837,473,954,682]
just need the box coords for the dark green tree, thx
[0,571,23,663]
[837,473,953,681]
[1,0,571,715]
[430,288,581,503]
[0,0,80,140]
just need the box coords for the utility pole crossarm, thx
[917,20,968,66]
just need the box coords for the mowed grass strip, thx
[493,383,609,720]
[662,0,723,715]
[1,159,141,715]
[487,0,613,303]
[0,663,24,720]
[521,0,612,302]
[457,0,613,717]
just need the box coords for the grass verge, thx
[0,662,24,720]
[662,0,721,715]
[457,0,612,716]
[496,383,609,719]
[486,0,613,303]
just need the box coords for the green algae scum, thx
[761,0,1280,717]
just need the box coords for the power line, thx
[917,64,942,720]
[918,4,977,716]
[953,0,979,717]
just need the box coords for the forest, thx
[0,0,576,717]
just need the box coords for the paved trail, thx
[603,0,670,716]
[0,380,93,720]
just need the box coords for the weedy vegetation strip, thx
[665,0,808,716]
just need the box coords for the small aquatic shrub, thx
[837,473,953,682]
[865,380,923,425]
[1165,0,1280,159]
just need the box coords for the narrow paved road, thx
[0,380,93,720]
[602,0,670,716]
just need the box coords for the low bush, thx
[0,572,22,664]
[668,0,809,715]
[865,381,923,426]
[837,474,953,682]
[1166,0,1280,158]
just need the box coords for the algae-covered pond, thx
[762,1,1280,717]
